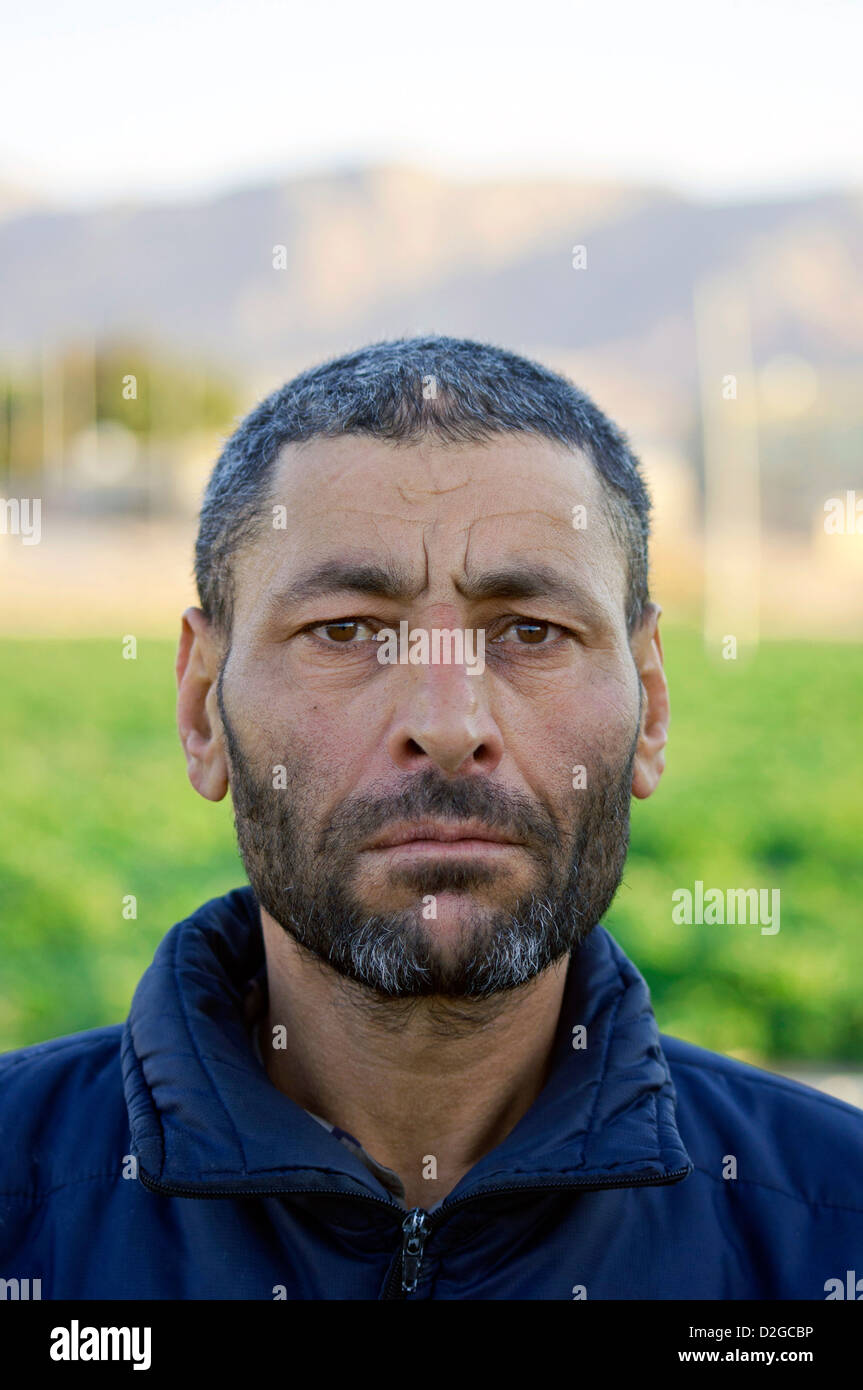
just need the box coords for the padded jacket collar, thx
[122,887,692,1207]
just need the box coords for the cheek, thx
[512,669,638,797]
[241,685,373,811]
[294,715,364,795]
[576,679,638,752]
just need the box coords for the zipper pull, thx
[400,1207,430,1294]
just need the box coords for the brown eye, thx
[514,622,548,644]
[488,618,570,647]
[313,620,375,643]
[493,620,557,644]
[324,622,359,641]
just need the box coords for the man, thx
[2,336,862,1300]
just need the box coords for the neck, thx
[258,907,570,1208]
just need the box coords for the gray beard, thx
[218,675,636,1002]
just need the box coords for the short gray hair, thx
[195,335,652,641]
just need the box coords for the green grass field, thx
[1,631,861,1061]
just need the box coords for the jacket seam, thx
[1,1171,127,1203]
[8,1165,862,1217]
[581,984,623,1158]
[668,1056,863,1117]
[583,957,664,1168]
[0,1027,122,1068]
[119,905,206,1178]
[169,929,252,1172]
[0,1162,675,1203]
[688,1161,863,1216]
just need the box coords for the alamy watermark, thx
[50,1321,151,1370]
[1,1276,41,1299]
[823,491,863,534]
[0,497,41,544]
[374,623,486,675]
[671,880,780,934]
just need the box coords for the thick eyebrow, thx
[265,560,419,611]
[265,558,611,627]
[455,565,610,626]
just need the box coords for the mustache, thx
[217,668,627,869]
[316,766,564,858]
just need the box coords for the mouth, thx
[362,820,523,857]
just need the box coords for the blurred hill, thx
[1,164,862,638]
[1,166,861,391]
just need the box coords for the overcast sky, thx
[2,0,861,207]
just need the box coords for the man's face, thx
[199,433,657,997]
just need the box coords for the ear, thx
[629,602,669,800]
[176,607,229,802]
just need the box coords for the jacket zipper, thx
[139,1162,691,1299]
[399,1207,430,1294]
[384,1165,692,1298]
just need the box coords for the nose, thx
[386,657,505,777]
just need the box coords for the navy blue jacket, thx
[2,886,862,1299]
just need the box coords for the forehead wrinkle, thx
[256,457,621,619]
[393,474,472,505]
[265,556,423,610]
[459,513,625,625]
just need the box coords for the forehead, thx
[231,431,627,620]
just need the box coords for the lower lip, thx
[367,839,519,858]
